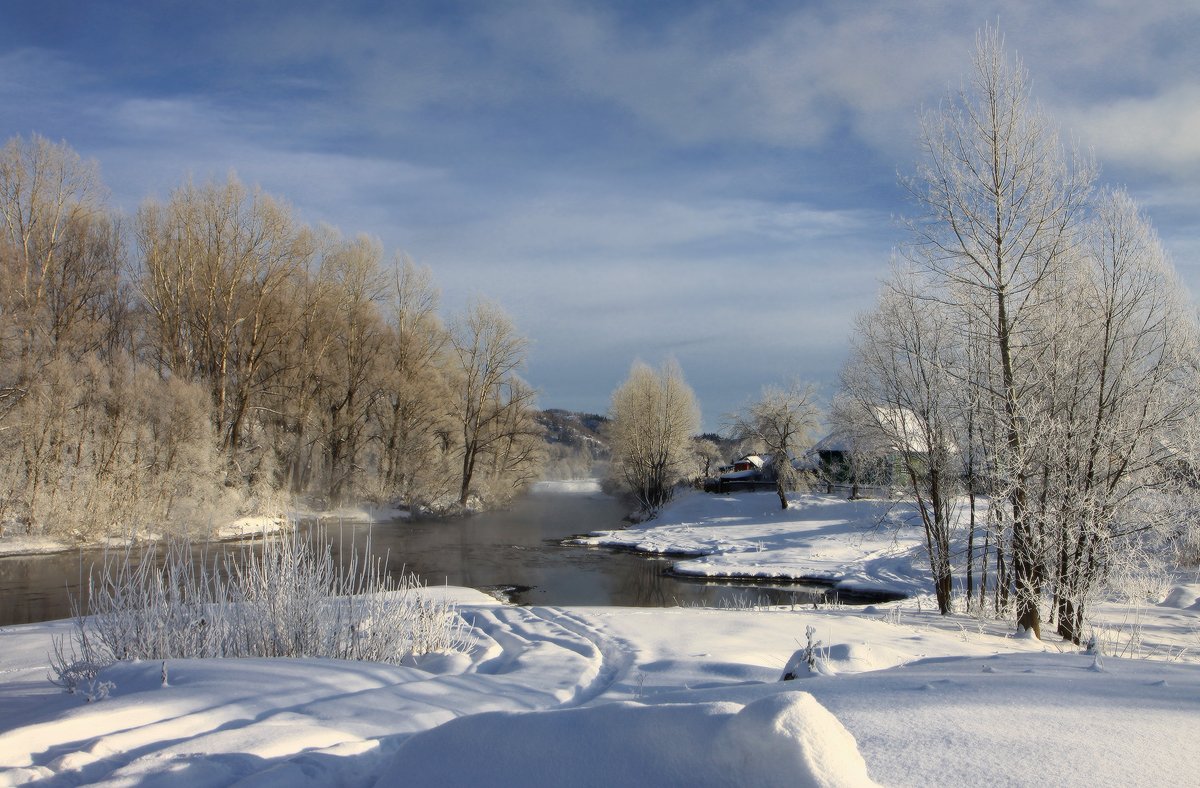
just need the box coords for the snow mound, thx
[1160,584,1200,611]
[722,692,877,787]
[377,691,876,787]
[780,649,837,679]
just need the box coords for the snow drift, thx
[377,691,876,787]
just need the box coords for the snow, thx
[2,490,1198,786]
[531,478,603,494]
[212,514,291,541]
[0,534,75,557]
[382,691,876,787]
[573,490,930,597]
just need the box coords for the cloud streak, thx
[0,0,1197,427]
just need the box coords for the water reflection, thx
[0,489,893,626]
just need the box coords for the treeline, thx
[0,135,543,540]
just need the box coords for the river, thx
[0,483,878,626]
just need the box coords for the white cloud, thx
[1060,86,1200,174]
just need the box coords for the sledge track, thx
[464,605,636,707]
[1,605,640,785]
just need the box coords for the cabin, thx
[728,455,766,475]
[711,454,780,493]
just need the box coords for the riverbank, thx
[3,487,1199,784]
[0,482,602,558]
[572,490,935,599]
[0,514,293,558]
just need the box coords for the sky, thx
[2,0,1198,429]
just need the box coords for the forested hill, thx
[536,410,610,479]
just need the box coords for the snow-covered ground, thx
[573,490,932,598]
[2,489,1198,786]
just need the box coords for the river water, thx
[0,484,879,627]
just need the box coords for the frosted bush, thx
[50,528,465,689]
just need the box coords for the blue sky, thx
[3,1,1199,429]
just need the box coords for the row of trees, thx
[0,136,543,539]
[837,28,1199,640]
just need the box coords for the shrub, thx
[49,529,465,692]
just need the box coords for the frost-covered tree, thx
[608,360,700,514]
[729,382,819,510]
[841,285,963,614]
[847,27,1200,637]
[902,26,1093,636]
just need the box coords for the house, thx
[728,455,766,475]
[707,454,772,493]
[810,407,933,495]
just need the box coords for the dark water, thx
[0,486,886,626]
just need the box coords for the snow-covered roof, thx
[812,407,932,456]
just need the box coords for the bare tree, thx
[372,258,452,507]
[729,381,820,510]
[136,174,313,480]
[608,360,700,514]
[0,134,106,359]
[313,235,388,505]
[446,300,539,507]
[841,284,964,614]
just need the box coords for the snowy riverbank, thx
[573,490,933,598]
[2,488,1198,785]
[0,482,605,558]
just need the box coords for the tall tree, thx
[903,26,1094,635]
[136,175,313,475]
[313,235,388,504]
[446,300,539,507]
[0,134,107,361]
[373,259,451,507]
[608,360,700,514]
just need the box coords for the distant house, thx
[810,407,933,496]
[711,454,774,493]
[729,455,766,474]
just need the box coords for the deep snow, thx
[1,489,1198,786]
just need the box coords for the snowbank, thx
[0,534,75,556]
[573,491,932,597]
[1,600,1198,786]
[379,692,876,787]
